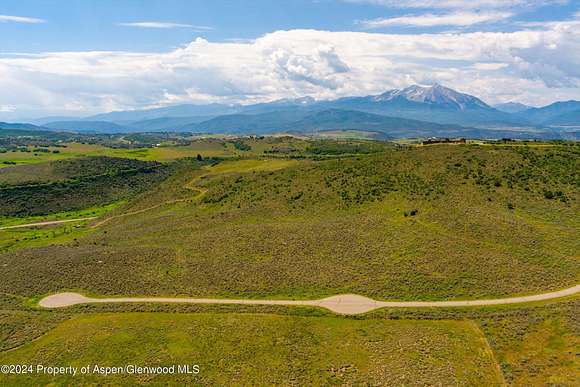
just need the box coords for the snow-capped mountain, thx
[323,84,522,127]
[35,83,571,132]
[373,84,490,111]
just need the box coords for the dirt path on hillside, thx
[91,160,292,228]
[0,217,97,230]
[91,170,210,228]
[0,169,208,231]
[39,284,580,315]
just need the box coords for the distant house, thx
[422,138,466,145]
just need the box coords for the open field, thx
[3,2,580,383]
[478,299,579,385]
[0,141,233,167]
[0,137,315,168]
[0,312,503,385]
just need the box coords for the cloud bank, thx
[1,21,579,117]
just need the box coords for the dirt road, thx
[0,217,97,230]
[39,284,580,315]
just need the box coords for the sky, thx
[0,0,579,119]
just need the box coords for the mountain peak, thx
[375,84,491,111]
[276,96,316,105]
[494,102,531,113]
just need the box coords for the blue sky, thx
[1,0,577,52]
[0,0,579,118]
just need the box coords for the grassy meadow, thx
[0,312,503,386]
[478,300,579,385]
[0,141,230,167]
[0,136,312,168]
[0,137,578,385]
[1,296,577,386]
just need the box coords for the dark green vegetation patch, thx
[0,157,170,216]
[305,140,385,155]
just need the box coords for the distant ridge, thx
[0,122,49,131]
[494,102,531,114]
[43,121,129,133]
[9,84,580,139]
[518,101,580,126]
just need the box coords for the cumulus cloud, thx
[360,11,512,28]
[0,14,45,24]
[0,23,579,117]
[118,22,213,30]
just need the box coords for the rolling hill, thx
[43,121,130,133]
[280,109,469,136]
[0,122,49,131]
[519,101,580,126]
[128,116,215,132]
[88,103,239,122]
[494,102,532,113]
[548,110,580,126]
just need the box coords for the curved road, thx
[39,284,580,315]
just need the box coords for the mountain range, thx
[493,102,532,114]
[6,84,580,140]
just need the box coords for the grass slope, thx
[0,157,170,216]
[479,300,579,385]
[0,144,578,300]
[0,313,502,386]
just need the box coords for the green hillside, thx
[1,142,577,299]
[0,137,577,385]
[0,157,170,216]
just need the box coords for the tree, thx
[196,154,203,161]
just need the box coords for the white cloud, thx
[473,62,509,70]
[360,11,512,28]
[0,105,16,113]
[0,14,45,24]
[0,23,579,117]
[345,0,568,10]
[118,22,213,30]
